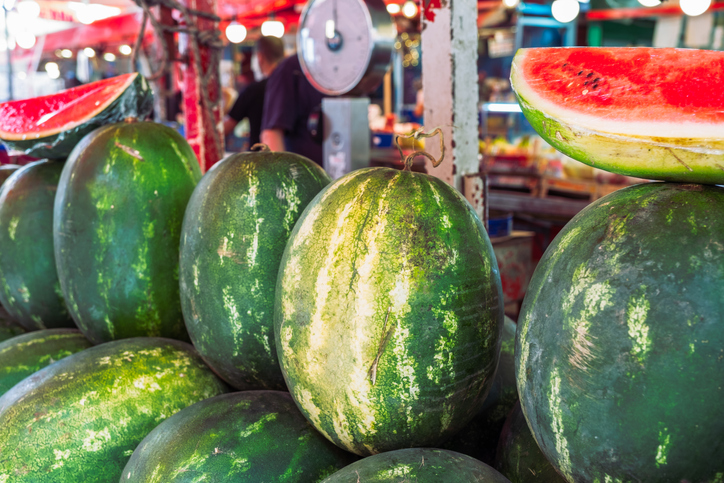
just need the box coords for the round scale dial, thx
[298,0,395,96]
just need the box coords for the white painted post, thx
[420,0,480,197]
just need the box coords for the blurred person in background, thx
[260,53,326,166]
[223,36,285,147]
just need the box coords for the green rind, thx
[123,390,357,482]
[0,337,228,482]
[180,151,331,391]
[321,448,511,482]
[515,95,724,184]
[54,121,202,344]
[442,316,518,464]
[0,328,91,396]
[1,73,153,159]
[0,160,75,330]
[496,402,566,483]
[275,167,504,456]
[516,182,724,482]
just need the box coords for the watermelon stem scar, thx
[250,143,271,152]
[395,127,445,171]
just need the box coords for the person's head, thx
[252,36,285,80]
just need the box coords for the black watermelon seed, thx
[584,81,589,85]
[586,72,594,78]
[577,71,583,75]
[593,78,601,83]
[563,63,568,67]
[593,84,599,89]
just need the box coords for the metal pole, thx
[3,6,12,101]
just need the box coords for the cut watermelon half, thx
[511,48,724,184]
[0,72,153,159]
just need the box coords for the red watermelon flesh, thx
[0,73,152,159]
[1,74,139,139]
[511,47,724,184]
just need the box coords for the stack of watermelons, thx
[0,45,720,483]
[0,71,512,482]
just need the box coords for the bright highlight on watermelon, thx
[511,47,724,184]
[0,73,153,159]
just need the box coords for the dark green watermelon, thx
[0,337,228,481]
[123,390,356,482]
[321,448,511,482]
[275,167,504,456]
[496,402,566,483]
[442,316,518,464]
[516,182,724,482]
[0,160,75,330]
[180,149,331,391]
[0,306,25,342]
[54,121,202,344]
[0,328,91,396]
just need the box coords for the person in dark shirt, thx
[223,36,285,147]
[260,54,326,165]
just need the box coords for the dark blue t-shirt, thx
[261,55,325,165]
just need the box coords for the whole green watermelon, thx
[275,167,504,456]
[180,148,331,390]
[123,390,356,482]
[0,328,91,396]
[516,182,724,482]
[321,448,511,482]
[0,160,75,330]
[54,121,202,344]
[0,337,228,481]
[496,402,566,483]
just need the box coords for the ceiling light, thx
[119,44,132,55]
[61,48,73,58]
[551,0,580,23]
[637,0,661,6]
[502,0,520,8]
[402,0,417,17]
[261,20,284,38]
[103,52,116,62]
[83,47,95,58]
[680,0,711,16]
[225,21,247,43]
[386,3,401,14]
[16,0,39,17]
[15,31,35,49]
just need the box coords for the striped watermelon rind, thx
[0,160,75,330]
[511,48,724,184]
[0,73,153,159]
[0,337,228,481]
[122,390,356,482]
[275,167,504,456]
[180,150,331,391]
[516,182,724,482]
[54,121,202,344]
[321,448,511,482]
[0,328,91,396]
